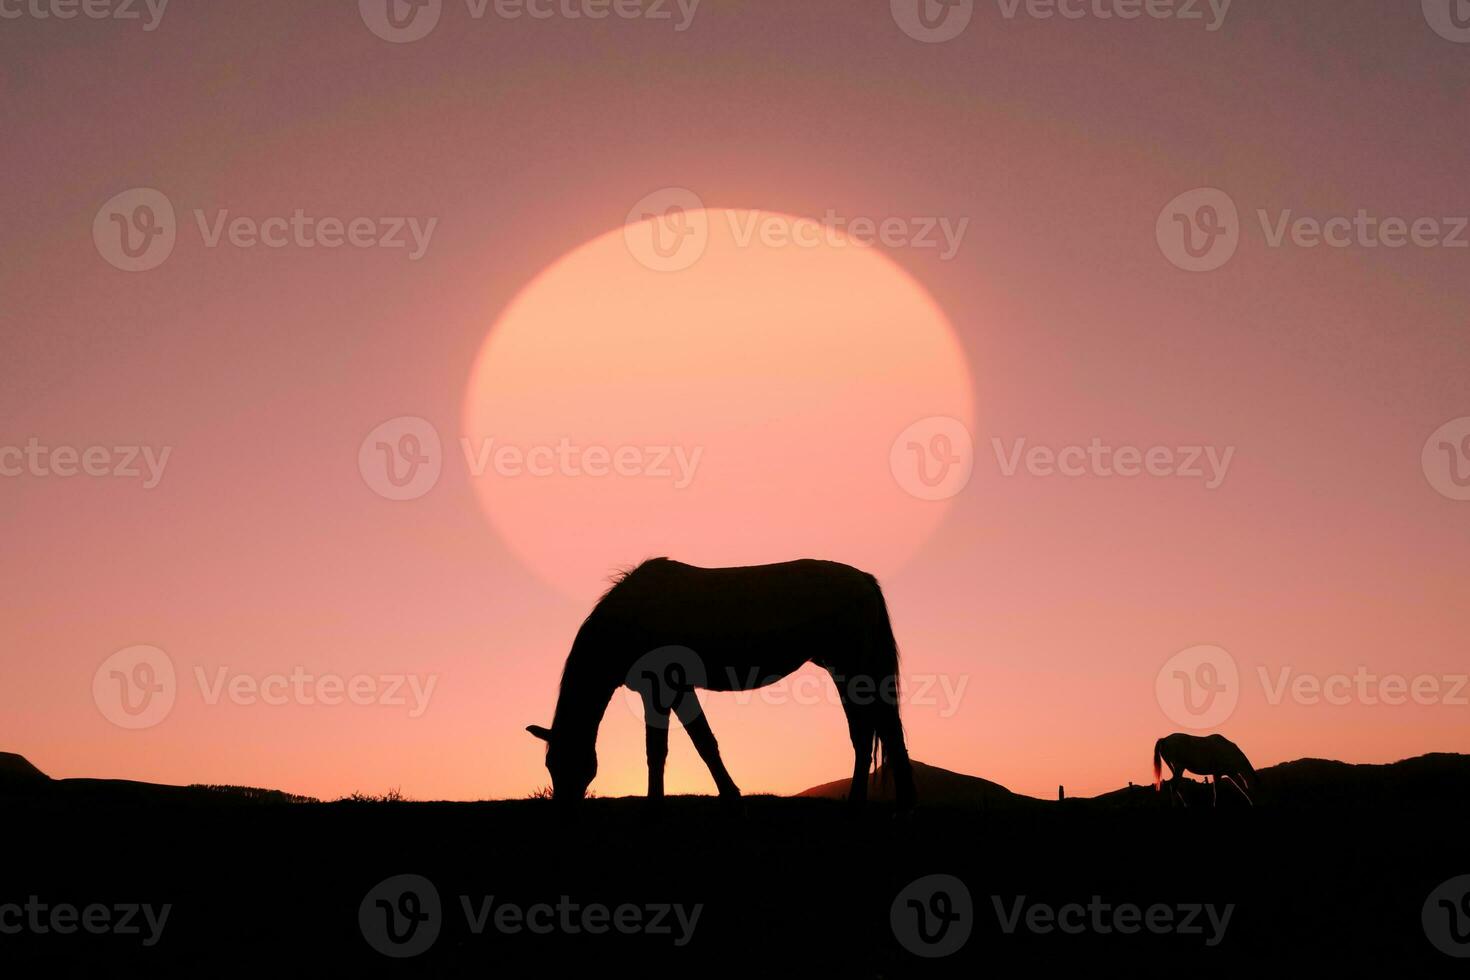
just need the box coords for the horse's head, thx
[526,724,596,801]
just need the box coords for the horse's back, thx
[593,557,885,653]
[609,557,873,600]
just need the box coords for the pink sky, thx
[2,1,1467,801]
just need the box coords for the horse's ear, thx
[526,724,552,742]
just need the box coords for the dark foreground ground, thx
[3,785,1469,976]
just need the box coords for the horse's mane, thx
[596,556,668,603]
[549,558,669,732]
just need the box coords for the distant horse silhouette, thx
[527,558,917,809]
[1152,733,1256,806]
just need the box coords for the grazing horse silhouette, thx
[527,558,917,809]
[1152,733,1256,807]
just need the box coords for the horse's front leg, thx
[1224,773,1254,806]
[646,702,670,804]
[674,693,741,803]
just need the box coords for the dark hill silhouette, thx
[797,759,1041,809]
[797,752,1470,810]
[12,749,1468,811]
[0,753,316,806]
[4,748,1468,971]
[1257,752,1470,807]
[0,751,50,783]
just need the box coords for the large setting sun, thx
[463,207,974,599]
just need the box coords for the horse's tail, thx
[867,575,915,809]
[1152,739,1164,791]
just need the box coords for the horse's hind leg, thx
[645,701,670,803]
[835,684,875,806]
[674,693,741,801]
[1170,774,1188,808]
